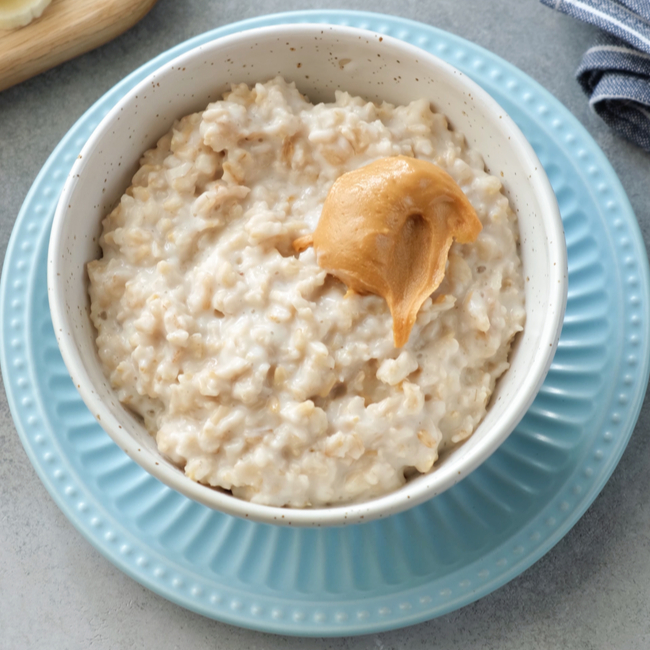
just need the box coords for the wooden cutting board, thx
[0,0,159,92]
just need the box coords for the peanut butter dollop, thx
[294,155,482,347]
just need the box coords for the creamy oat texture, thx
[88,77,526,507]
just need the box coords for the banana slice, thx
[0,0,52,30]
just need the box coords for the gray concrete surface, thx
[1,1,649,648]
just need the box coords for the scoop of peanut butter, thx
[294,155,482,347]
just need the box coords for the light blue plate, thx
[1,10,649,637]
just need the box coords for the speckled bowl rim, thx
[48,23,567,527]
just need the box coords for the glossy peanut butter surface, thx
[295,156,481,346]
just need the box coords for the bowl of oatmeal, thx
[48,24,567,526]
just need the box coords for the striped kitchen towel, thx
[541,0,650,152]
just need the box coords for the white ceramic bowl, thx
[48,24,567,527]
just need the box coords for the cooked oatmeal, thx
[88,76,526,507]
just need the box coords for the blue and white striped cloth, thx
[541,0,650,152]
